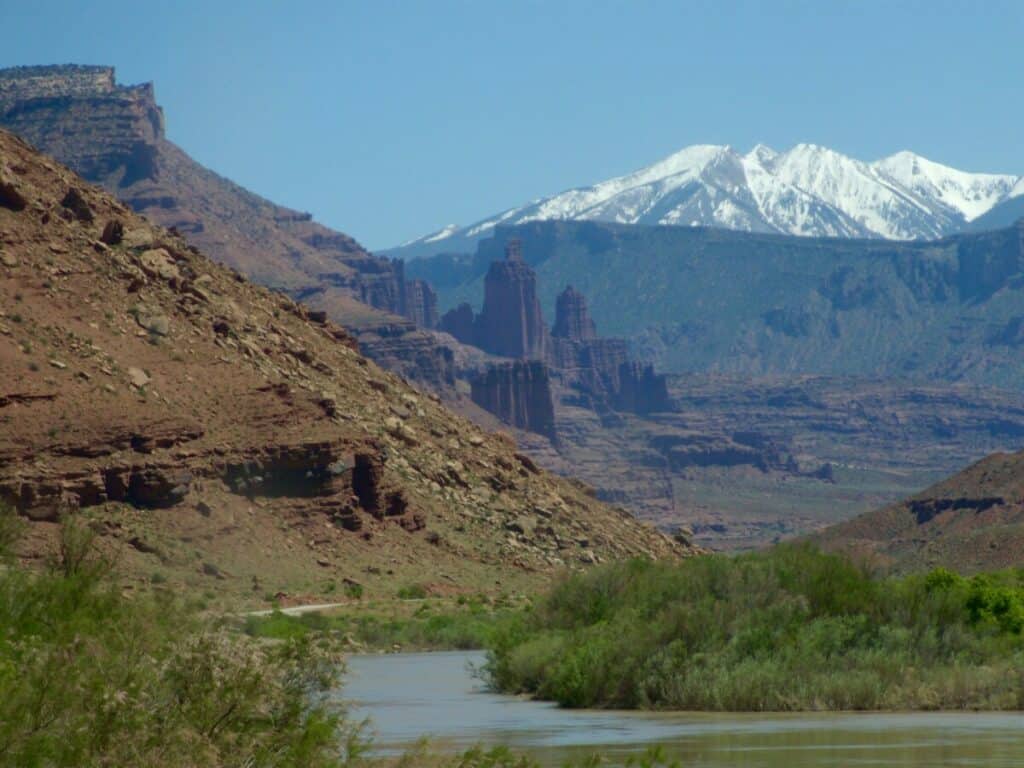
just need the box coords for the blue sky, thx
[2,1,1022,248]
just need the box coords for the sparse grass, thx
[484,544,1024,711]
[244,597,514,652]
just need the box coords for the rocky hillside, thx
[0,64,452,390]
[0,128,693,605]
[816,450,1024,574]
[409,218,1024,389]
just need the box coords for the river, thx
[344,651,1024,766]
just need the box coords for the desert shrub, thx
[0,508,363,767]
[397,584,429,600]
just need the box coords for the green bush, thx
[484,544,1024,711]
[0,509,364,767]
[345,582,364,600]
[397,584,429,600]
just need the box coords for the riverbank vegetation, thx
[243,595,517,651]
[0,507,584,767]
[484,545,1024,711]
[0,509,363,767]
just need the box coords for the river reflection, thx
[343,651,1024,766]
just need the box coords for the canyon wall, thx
[470,361,556,440]
[404,278,439,329]
[0,65,450,390]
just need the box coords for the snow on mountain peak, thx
[746,144,779,165]
[872,151,1017,221]
[390,143,1023,257]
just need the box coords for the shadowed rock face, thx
[612,362,672,414]
[439,302,475,345]
[438,239,672,430]
[404,279,439,329]
[470,361,556,440]
[0,64,453,391]
[0,66,164,185]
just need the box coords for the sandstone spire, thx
[552,285,597,341]
[474,239,548,359]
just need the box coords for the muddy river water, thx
[344,651,1024,766]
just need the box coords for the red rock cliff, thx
[552,285,597,341]
[474,239,549,359]
[470,360,556,441]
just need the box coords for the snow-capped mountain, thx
[388,144,1021,259]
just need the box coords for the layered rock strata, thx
[470,361,557,441]
[0,65,451,390]
[0,127,696,598]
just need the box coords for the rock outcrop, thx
[404,278,438,329]
[0,126,696,600]
[552,285,596,341]
[475,239,549,359]
[439,302,475,345]
[470,361,556,441]
[0,65,452,391]
[0,65,164,185]
[349,316,455,391]
[432,240,672,434]
[612,361,672,414]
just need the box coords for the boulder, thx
[138,248,181,281]
[60,187,94,222]
[127,367,150,388]
[100,219,124,245]
[0,168,27,211]
[134,305,170,336]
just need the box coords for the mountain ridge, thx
[407,217,1024,388]
[388,143,1020,260]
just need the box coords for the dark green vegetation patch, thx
[484,545,1024,711]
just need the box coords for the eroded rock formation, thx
[404,278,439,329]
[547,285,670,415]
[552,285,596,341]
[439,302,475,345]
[475,239,549,359]
[613,361,672,414]
[434,240,671,434]
[470,361,556,441]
